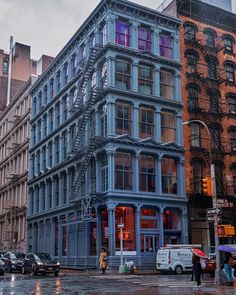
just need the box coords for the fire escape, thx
[185,32,232,197]
[69,43,104,220]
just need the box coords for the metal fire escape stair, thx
[70,44,104,220]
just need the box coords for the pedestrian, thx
[224,252,234,286]
[99,248,108,274]
[192,254,202,287]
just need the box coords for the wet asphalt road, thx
[0,271,234,295]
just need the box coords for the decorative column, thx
[156,157,162,195]
[175,73,181,102]
[132,104,139,138]
[39,183,43,212]
[135,205,141,266]
[132,61,139,92]
[173,32,180,61]
[107,101,115,136]
[153,28,159,55]
[131,21,138,49]
[176,112,183,146]
[159,207,164,247]
[45,181,49,211]
[154,67,160,97]
[155,109,161,142]
[107,13,116,43]
[107,57,115,87]
[95,109,100,137]
[107,150,115,191]
[107,201,116,256]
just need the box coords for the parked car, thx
[0,259,5,275]
[22,253,60,276]
[0,252,6,259]
[156,247,193,274]
[2,252,25,272]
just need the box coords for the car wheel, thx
[175,265,183,275]
[22,266,26,275]
[55,271,59,277]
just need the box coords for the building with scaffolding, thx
[28,0,187,268]
[161,0,236,253]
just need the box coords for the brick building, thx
[163,0,236,253]
[0,54,53,252]
[0,40,37,111]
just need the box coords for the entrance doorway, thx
[141,234,158,255]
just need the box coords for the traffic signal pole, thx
[183,120,225,285]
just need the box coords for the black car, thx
[0,259,5,275]
[2,252,25,272]
[22,253,60,276]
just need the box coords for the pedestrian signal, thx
[217,225,235,237]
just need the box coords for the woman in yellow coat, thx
[99,248,108,274]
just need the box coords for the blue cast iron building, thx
[28,0,187,269]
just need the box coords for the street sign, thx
[206,208,222,215]
[207,215,222,222]
[118,223,124,229]
[217,199,234,208]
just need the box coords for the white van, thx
[156,245,200,274]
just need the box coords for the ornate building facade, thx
[28,0,187,268]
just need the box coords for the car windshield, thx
[10,252,25,259]
[35,253,54,261]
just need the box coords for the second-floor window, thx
[115,59,131,90]
[139,154,155,192]
[160,69,174,99]
[139,107,154,139]
[116,102,131,135]
[115,151,132,190]
[138,27,152,51]
[116,21,130,47]
[161,157,177,194]
[160,33,173,58]
[138,64,153,95]
[161,110,175,142]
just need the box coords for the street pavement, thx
[0,270,235,294]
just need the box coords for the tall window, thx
[55,102,60,127]
[139,155,155,192]
[190,123,201,147]
[138,64,153,95]
[56,70,61,93]
[101,153,108,191]
[186,51,198,73]
[43,115,47,137]
[115,59,131,90]
[49,108,53,131]
[116,102,132,135]
[36,151,40,174]
[161,157,177,194]
[211,126,221,150]
[163,208,181,230]
[62,131,67,159]
[139,107,154,139]
[42,146,46,171]
[62,96,68,121]
[63,63,68,85]
[223,36,234,53]
[115,151,132,190]
[138,27,152,51]
[192,160,203,193]
[160,33,173,58]
[90,158,96,194]
[187,86,199,111]
[207,57,217,80]
[55,136,60,163]
[101,23,107,46]
[225,63,235,83]
[101,61,108,88]
[55,177,59,207]
[228,94,236,114]
[204,29,215,48]
[229,128,236,151]
[43,85,47,105]
[89,112,96,138]
[37,120,41,142]
[161,111,175,142]
[48,141,52,167]
[160,69,174,99]
[3,61,8,74]
[184,23,196,42]
[116,21,130,47]
[101,105,107,137]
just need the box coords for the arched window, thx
[187,85,199,111]
[192,159,204,193]
[223,34,234,53]
[225,62,235,83]
[115,101,132,135]
[139,106,154,139]
[184,22,197,42]
[204,29,216,48]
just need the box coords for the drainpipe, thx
[7,36,13,106]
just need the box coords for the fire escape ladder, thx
[198,73,209,92]
[196,40,209,59]
[73,45,102,112]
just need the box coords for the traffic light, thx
[202,177,212,195]
[217,225,235,237]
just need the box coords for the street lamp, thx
[183,119,224,284]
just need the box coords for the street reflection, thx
[55,278,62,293]
[35,281,42,294]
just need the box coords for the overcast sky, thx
[0,0,235,60]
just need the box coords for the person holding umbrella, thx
[191,248,207,288]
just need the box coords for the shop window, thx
[161,158,177,194]
[115,102,132,135]
[139,155,155,192]
[139,107,154,139]
[115,207,135,251]
[115,151,132,190]
[160,69,174,99]
[163,209,181,230]
[160,33,173,58]
[138,27,152,51]
[116,21,130,47]
[140,209,157,229]
[115,59,131,90]
[138,64,153,95]
[161,110,175,142]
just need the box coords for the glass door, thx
[141,234,158,255]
